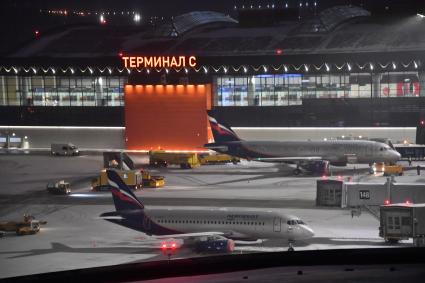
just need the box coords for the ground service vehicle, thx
[46,180,71,195]
[51,143,79,156]
[92,169,143,190]
[198,153,240,165]
[0,214,44,236]
[379,203,425,246]
[384,165,403,176]
[149,150,200,169]
[194,236,235,253]
[371,162,385,174]
[141,170,165,188]
[91,169,164,191]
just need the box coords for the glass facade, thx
[0,71,423,107]
[215,72,423,106]
[0,75,127,106]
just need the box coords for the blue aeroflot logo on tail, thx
[106,170,144,210]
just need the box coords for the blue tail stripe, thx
[106,170,144,211]
[208,114,241,143]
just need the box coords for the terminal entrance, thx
[124,84,213,151]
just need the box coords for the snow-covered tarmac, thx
[0,154,421,278]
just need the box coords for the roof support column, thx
[372,72,382,98]
[419,71,425,97]
[247,76,256,106]
[1,76,5,105]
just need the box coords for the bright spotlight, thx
[134,13,141,23]
[100,14,106,24]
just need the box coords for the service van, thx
[51,143,79,156]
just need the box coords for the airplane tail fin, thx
[106,169,144,211]
[208,113,241,143]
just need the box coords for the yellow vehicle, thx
[198,153,240,165]
[141,170,165,188]
[371,162,385,174]
[384,164,403,176]
[149,150,200,169]
[91,169,164,191]
[0,214,45,237]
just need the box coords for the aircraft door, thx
[142,214,152,231]
[273,217,281,232]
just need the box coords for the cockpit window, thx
[287,219,306,225]
[287,220,302,225]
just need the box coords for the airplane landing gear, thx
[288,241,295,252]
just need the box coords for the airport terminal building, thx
[1,6,425,149]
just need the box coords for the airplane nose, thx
[393,151,401,161]
[301,225,315,239]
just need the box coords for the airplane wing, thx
[253,156,323,162]
[97,215,125,220]
[154,232,225,239]
[203,143,228,151]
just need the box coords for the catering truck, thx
[149,150,200,169]
[91,169,164,191]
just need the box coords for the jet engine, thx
[330,161,348,167]
[301,160,330,175]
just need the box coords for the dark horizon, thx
[3,0,425,17]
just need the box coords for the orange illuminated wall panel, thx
[124,84,212,151]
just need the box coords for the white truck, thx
[51,143,79,156]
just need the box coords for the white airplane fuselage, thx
[208,140,401,165]
[139,207,314,241]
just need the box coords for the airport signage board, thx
[359,190,370,200]
[122,55,197,69]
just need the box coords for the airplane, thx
[204,113,401,175]
[100,170,315,252]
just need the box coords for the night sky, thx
[2,1,424,17]
[0,0,423,55]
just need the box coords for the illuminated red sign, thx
[122,56,197,68]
